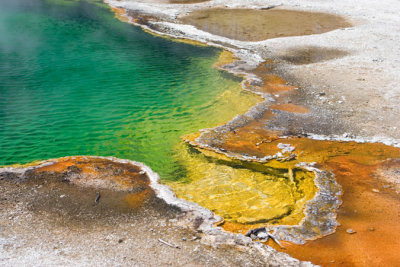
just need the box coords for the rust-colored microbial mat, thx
[211,130,400,266]
[29,156,154,210]
[186,57,400,265]
[263,140,400,267]
[270,103,310,114]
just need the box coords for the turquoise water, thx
[0,0,255,180]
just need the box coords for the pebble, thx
[346,228,356,234]
[368,227,375,231]
[257,232,269,239]
[372,188,380,193]
[182,237,186,241]
[118,239,124,243]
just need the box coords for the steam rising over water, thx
[0,0,258,180]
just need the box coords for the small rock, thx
[118,239,124,243]
[182,237,186,241]
[59,195,66,198]
[318,92,326,96]
[369,227,375,231]
[372,188,380,193]
[257,232,269,240]
[343,132,351,138]
[139,171,145,175]
[346,228,356,234]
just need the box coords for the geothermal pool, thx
[0,0,258,180]
[0,0,318,228]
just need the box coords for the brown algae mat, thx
[180,8,352,42]
[270,145,400,267]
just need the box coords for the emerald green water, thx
[0,0,256,180]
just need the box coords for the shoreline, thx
[86,0,347,244]
[105,0,400,145]
[102,1,400,265]
[0,155,313,266]
[103,0,399,235]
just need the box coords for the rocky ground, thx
[0,157,311,266]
